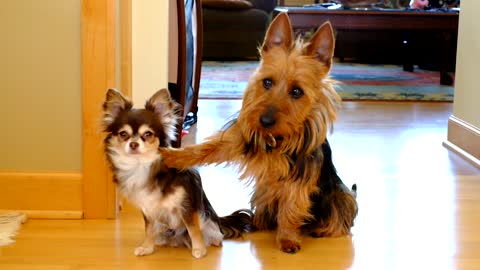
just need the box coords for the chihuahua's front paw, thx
[134,245,155,256]
[191,247,207,259]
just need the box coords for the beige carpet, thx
[0,212,27,246]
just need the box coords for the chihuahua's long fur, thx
[159,13,358,254]
[102,88,252,258]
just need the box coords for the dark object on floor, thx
[183,112,197,130]
[202,0,277,59]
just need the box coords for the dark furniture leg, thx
[402,32,414,72]
[439,30,455,86]
[170,0,203,147]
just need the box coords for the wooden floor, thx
[2,100,480,270]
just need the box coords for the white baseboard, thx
[444,116,480,169]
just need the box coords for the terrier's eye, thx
[263,78,273,90]
[290,88,304,99]
[119,131,129,140]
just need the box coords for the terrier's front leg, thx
[276,217,302,254]
[159,124,241,169]
[275,189,313,254]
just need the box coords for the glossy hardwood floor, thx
[1,100,480,270]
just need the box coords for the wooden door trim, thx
[120,0,132,97]
[81,0,117,219]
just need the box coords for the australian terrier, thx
[160,13,358,253]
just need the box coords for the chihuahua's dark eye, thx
[118,131,130,141]
[263,78,273,90]
[119,131,129,140]
[142,131,154,141]
[290,87,304,99]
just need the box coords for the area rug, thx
[0,212,27,246]
[199,61,454,101]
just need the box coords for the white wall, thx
[131,0,169,106]
[453,1,480,129]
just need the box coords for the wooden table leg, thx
[439,30,455,86]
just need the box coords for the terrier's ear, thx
[145,88,180,141]
[102,88,132,127]
[306,21,335,68]
[261,12,294,52]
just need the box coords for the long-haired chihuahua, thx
[102,88,252,258]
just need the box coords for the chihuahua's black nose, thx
[260,107,276,128]
[129,142,139,150]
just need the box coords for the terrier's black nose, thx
[129,142,139,150]
[260,108,276,128]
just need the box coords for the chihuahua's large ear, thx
[261,12,294,52]
[305,21,335,69]
[145,88,180,140]
[102,88,132,127]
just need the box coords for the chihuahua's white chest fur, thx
[109,147,157,187]
[109,148,185,226]
[101,88,228,258]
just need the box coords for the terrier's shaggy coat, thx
[161,13,358,253]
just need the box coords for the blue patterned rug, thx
[199,61,454,101]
